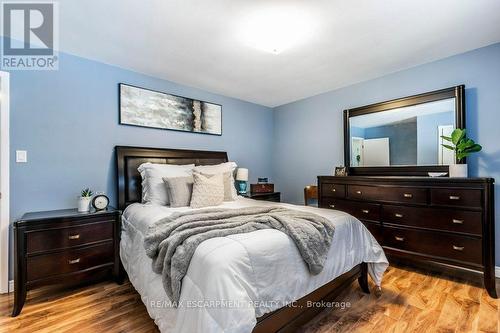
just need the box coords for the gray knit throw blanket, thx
[144,206,335,302]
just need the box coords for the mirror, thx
[350,98,456,167]
[344,86,465,175]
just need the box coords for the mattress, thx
[120,197,388,333]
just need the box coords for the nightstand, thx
[243,192,281,202]
[12,207,121,316]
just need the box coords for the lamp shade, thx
[236,168,249,181]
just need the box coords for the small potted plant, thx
[78,188,93,212]
[441,128,482,177]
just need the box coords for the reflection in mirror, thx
[350,98,456,167]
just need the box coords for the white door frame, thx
[0,71,10,294]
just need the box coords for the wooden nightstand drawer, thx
[245,192,281,202]
[27,221,113,254]
[13,207,122,316]
[27,242,114,282]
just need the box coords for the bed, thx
[116,146,388,333]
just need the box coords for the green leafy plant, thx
[81,188,93,197]
[441,128,482,162]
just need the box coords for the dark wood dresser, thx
[318,176,497,298]
[12,208,122,316]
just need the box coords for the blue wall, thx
[350,126,365,138]
[417,111,455,165]
[364,119,417,166]
[273,42,500,264]
[9,53,274,221]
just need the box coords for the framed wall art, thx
[119,83,222,135]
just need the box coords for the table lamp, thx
[236,168,249,194]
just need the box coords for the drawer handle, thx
[362,209,369,214]
[68,234,80,240]
[449,195,460,200]
[394,213,403,218]
[68,258,81,264]
[452,219,464,224]
[329,204,335,208]
[452,245,464,251]
[331,188,336,192]
[403,193,413,198]
[356,190,362,195]
[395,236,405,242]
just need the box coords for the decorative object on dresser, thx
[12,207,122,316]
[344,85,465,176]
[244,191,281,202]
[250,183,275,193]
[318,176,497,298]
[92,193,110,211]
[236,168,249,194]
[119,83,222,136]
[78,188,93,212]
[441,128,482,177]
[334,167,348,176]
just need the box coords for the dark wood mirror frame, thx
[344,85,465,176]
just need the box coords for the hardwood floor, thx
[1,265,498,333]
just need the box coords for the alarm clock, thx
[92,194,109,211]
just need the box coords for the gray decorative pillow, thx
[190,171,224,208]
[163,176,194,208]
[222,172,234,201]
[193,162,238,201]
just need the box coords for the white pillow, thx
[138,162,195,205]
[193,162,238,201]
[190,171,225,208]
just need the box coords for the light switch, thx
[16,150,27,163]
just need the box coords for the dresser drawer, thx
[431,188,482,208]
[347,185,380,201]
[321,183,346,198]
[323,198,380,222]
[27,241,114,282]
[348,185,427,205]
[383,226,482,265]
[27,221,114,254]
[382,205,482,236]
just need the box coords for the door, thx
[438,125,455,165]
[351,137,364,166]
[0,71,9,293]
[363,138,390,166]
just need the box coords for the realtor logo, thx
[1,1,59,70]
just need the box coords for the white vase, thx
[449,164,468,178]
[78,196,91,212]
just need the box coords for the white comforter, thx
[120,197,388,333]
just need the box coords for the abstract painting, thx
[119,84,222,135]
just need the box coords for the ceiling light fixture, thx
[239,7,315,54]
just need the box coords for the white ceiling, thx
[59,0,500,107]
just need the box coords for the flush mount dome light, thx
[239,7,315,54]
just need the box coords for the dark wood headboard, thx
[115,146,228,210]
